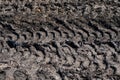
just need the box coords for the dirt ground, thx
[0,0,120,80]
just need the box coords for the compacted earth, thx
[0,0,120,80]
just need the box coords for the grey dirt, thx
[0,0,120,80]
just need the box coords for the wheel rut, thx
[0,0,120,80]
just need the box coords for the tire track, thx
[0,0,120,80]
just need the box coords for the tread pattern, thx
[0,0,120,80]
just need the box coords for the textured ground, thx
[0,0,120,80]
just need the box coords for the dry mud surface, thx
[0,0,120,80]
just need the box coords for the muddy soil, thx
[0,0,120,80]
